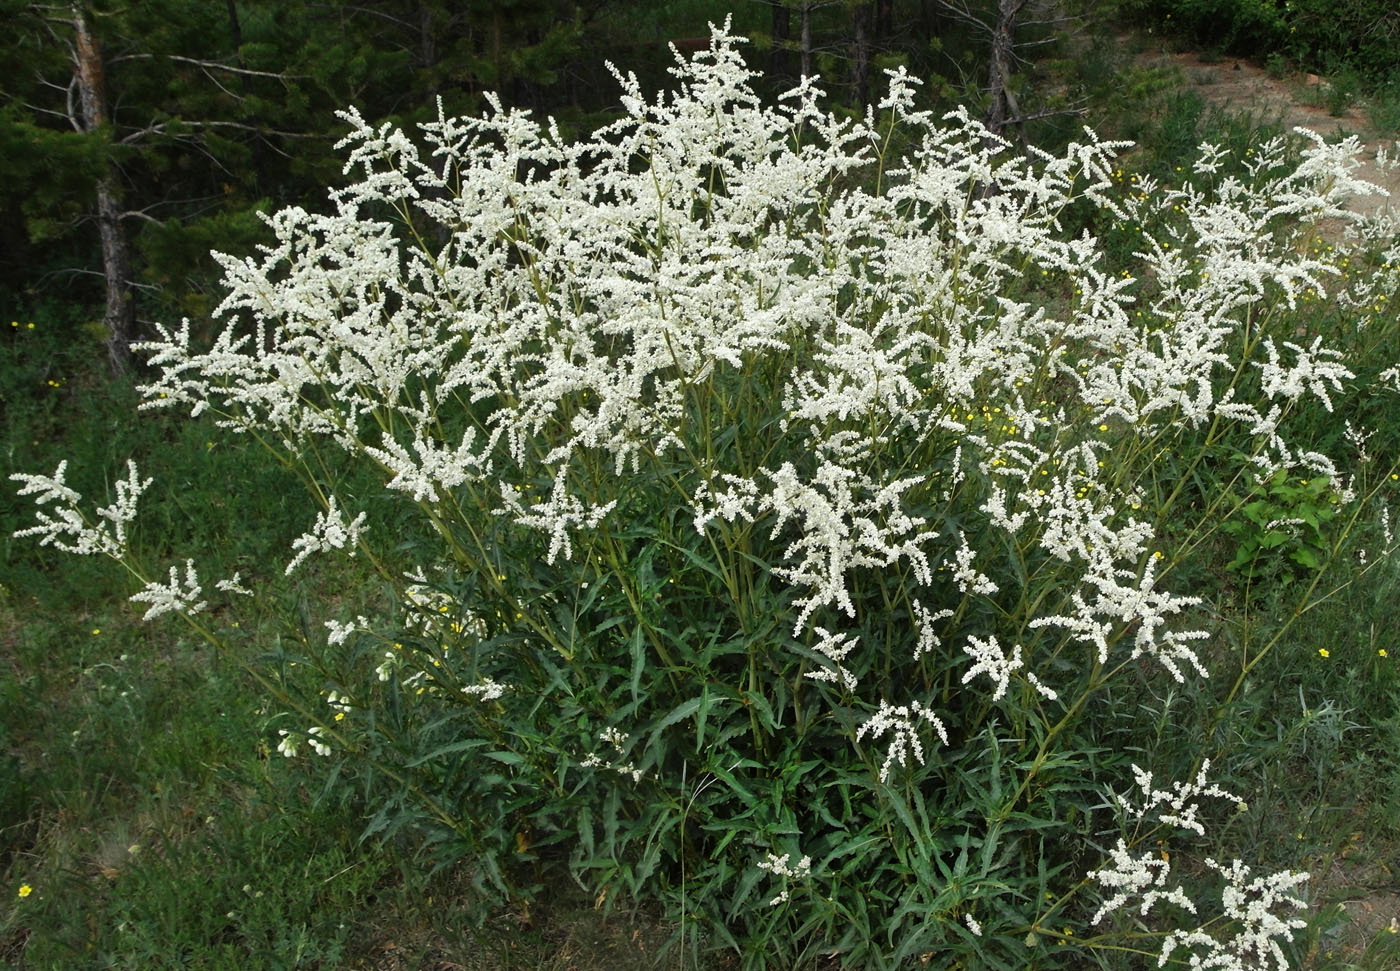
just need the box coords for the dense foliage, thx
[1125,0,1400,81]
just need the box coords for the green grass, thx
[1365,79,1400,137]
[0,592,683,969]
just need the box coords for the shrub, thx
[1127,0,1400,84]
[13,24,1400,969]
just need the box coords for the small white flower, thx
[804,627,860,692]
[1119,760,1242,835]
[306,727,332,757]
[580,731,644,782]
[756,852,813,879]
[910,601,954,659]
[599,727,629,751]
[286,496,368,575]
[757,851,811,906]
[1254,336,1353,412]
[952,532,999,595]
[856,700,948,782]
[129,559,208,621]
[460,679,506,701]
[276,730,298,758]
[1088,838,1195,927]
[375,654,396,682]
[215,573,253,597]
[11,460,151,558]
[324,616,370,646]
[961,634,1022,702]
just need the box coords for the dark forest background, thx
[3,0,1396,379]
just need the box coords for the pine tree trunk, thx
[72,4,135,374]
[418,3,440,100]
[771,2,791,81]
[851,1,873,108]
[984,0,1022,137]
[875,0,893,41]
[800,2,812,79]
[94,177,134,375]
[225,0,243,53]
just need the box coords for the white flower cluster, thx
[804,626,861,692]
[1120,760,1243,836]
[215,573,252,597]
[129,559,208,621]
[1254,337,1352,412]
[1030,557,1209,684]
[9,462,251,625]
[1088,840,1197,930]
[960,634,1059,702]
[285,496,368,575]
[756,851,812,906]
[459,678,506,702]
[117,26,1383,724]
[325,615,371,647]
[1090,763,1309,970]
[277,726,331,758]
[1160,861,1309,971]
[855,699,949,783]
[757,851,813,879]
[11,460,150,558]
[910,600,954,659]
[580,728,643,783]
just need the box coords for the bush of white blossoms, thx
[15,23,1400,969]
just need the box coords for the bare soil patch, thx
[1131,43,1400,223]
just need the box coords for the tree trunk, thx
[984,0,1023,137]
[225,0,243,53]
[850,1,873,108]
[770,1,791,81]
[800,2,812,79]
[72,4,135,374]
[419,2,445,102]
[875,0,893,41]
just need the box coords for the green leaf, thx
[629,624,646,702]
[744,688,782,732]
[647,697,703,754]
[1290,546,1323,569]
[883,787,933,859]
[404,738,489,767]
[695,684,713,748]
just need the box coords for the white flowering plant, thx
[13,24,1400,969]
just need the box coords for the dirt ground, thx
[1132,42,1400,226]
